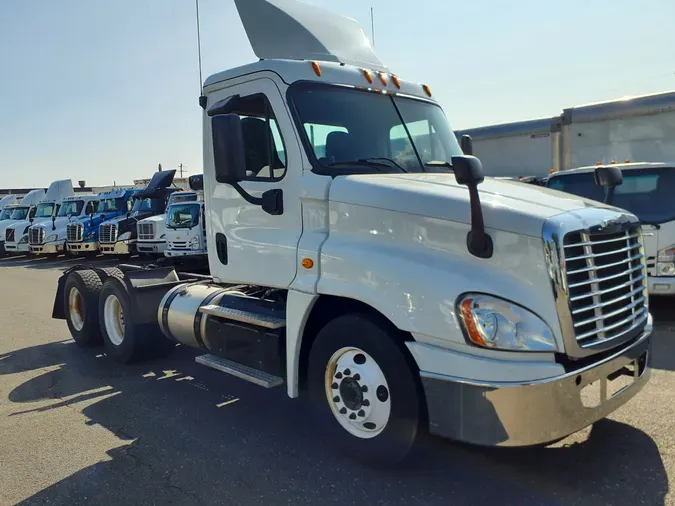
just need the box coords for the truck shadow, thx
[1,341,669,506]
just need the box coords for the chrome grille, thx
[138,222,155,241]
[169,241,190,250]
[563,226,648,349]
[99,223,118,244]
[29,227,45,245]
[6,228,15,243]
[67,223,83,243]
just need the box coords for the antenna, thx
[370,7,375,47]
[195,0,206,108]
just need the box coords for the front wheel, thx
[307,313,423,467]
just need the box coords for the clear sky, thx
[1,0,673,188]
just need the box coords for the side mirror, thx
[212,114,246,184]
[594,166,623,205]
[460,134,473,156]
[451,155,492,258]
[189,174,204,191]
[52,215,56,230]
[126,200,132,212]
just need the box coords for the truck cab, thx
[66,189,136,255]
[5,180,75,254]
[52,0,653,466]
[99,170,179,256]
[547,162,675,296]
[137,190,199,255]
[163,198,207,259]
[0,189,46,256]
[0,195,18,214]
[29,195,99,255]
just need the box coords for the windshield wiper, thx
[328,159,407,173]
[425,160,453,170]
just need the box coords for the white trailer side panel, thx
[567,111,675,169]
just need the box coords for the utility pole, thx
[178,163,188,178]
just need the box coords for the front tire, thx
[63,269,103,346]
[307,313,423,467]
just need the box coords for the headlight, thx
[457,294,557,352]
[45,234,58,242]
[18,235,28,244]
[190,236,200,249]
[657,245,675,276]
[118,231,132,241]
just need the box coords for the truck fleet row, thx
[0,170,209,262]
[44,0,655,467]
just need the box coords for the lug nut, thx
[362,399,370,407]
[339,407,347,414]
[349,413,356,420]
[335,372,343,379]
[361,385,368,393]
[331,382,338,389]
[333,396,340,403]
[344,368,351,376]
[353,373,361,381]
[358,410,365,417]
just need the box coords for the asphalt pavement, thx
[0,253,673,505]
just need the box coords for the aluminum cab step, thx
[196,354,284,388]
[199,304,286,329]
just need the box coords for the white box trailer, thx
[456,90,675,178]
[51,0,652,467]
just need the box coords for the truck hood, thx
[329,173,620,238]
[139,214,166,224]
[7,218,52,235]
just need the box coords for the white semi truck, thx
[29,194,100,256]
[0,189,46,256]
[163,197,207,260]
[5,180,75,254]
[136,191,200,256]
[51,0,653,465]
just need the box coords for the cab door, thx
[204,77,303,288]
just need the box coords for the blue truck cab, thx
[66,189,136,255]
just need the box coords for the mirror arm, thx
[465,183,493,259]
[604,186,616,205]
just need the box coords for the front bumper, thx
[648,276,675,295]
[420,326,652,447]
[137,241,167,254]
[100,241,133,255]
[67,241,98,253]
[164,249,206,257]
[5,242,29,253]
[30,241,65,255]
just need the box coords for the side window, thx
[85,201,96,215]
[226,94,287,181]
[304,123,348,160]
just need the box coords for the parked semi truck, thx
[52,0,653,465]
[136,190,200,256]
[98,170,179,256]
[29,194,100,256]
[0,189,46,256]
[455,90,675,178]
[546,161,675,296]
[66,188,137,255]
[5,180,74,254]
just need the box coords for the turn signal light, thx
[311,61,322,77]
[391,75,401,88]
[363,69,373,84]
[422,84,432,97]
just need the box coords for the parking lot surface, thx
[0,254,673,505]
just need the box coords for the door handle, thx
[215,232,228,265]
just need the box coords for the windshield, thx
[290,83,463,174]
[96,197,124,213]
[132,196,165,214]
[547,167,675,224]
[167,203,200,229]
[34,203,55,218]
[9,207,29,220]
[1,208,15,220]
[57,200,84,217]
